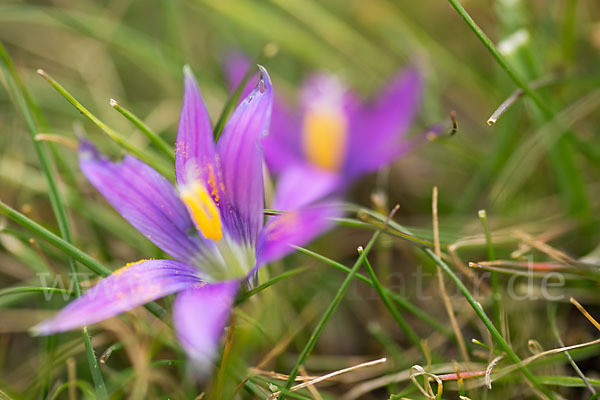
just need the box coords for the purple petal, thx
[226,57,304,175]
[272,163,342,210]
[345,68,422,177]
[224,53,303,174]
[173,280,239,374]
[175,66,218,188]
[216,66,273,244]
[262,99,303,173]
[34,259,202,335]
[79,140,215,265]
[257,203,341,265]
[300,73,361,113]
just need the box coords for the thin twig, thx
[34,134,78,150]
[510,226,570,259]
[342,362,486,400]
[448,111,458,135]
[269,358,387,399]
[570,297,600,332]
[67,357,77,400]
[250,370,316,382]
[548,303,596,395]
[485,354,505,389]
[433,187,470,363]
[513,231,575,264]
[299,366,324,400]
[488,75,558,125]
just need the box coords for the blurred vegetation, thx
[1,0,600,399]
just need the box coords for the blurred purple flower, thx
[226,54,422,209]
[33,66,338,374]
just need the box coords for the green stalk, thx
[279,229,383,399]
[0,200,166,319]
[0,43,107,398]
[360,252,422,351]
[110,98,175,161]
[36,69,173,180]
[478,209,500,329]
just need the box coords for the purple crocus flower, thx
[226,54,422,209]
[33,66,337,373]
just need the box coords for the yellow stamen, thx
[302,109,348,171]
[206,163,220,203]
[113,259,150,275]
[180,180,223,241]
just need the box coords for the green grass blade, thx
[110,98,175,162]
[235,266,309,306]
[294,245,451,337]
[445,0,551,114]
[211,59,256,141]
[279,229,383,399]
[268,0,393,76]
[37,69,174,180]
[0,287,73,298]
[196,0,349,71]
[0,42,107,398]
[365,208,555,398]
[423,247,553,398]
[547,303,596,395]
[0,200,166,319]
[490,89,600,208]
[479,210,500,328]
[536,376,600,388]
[447,0,590,220]
[360,251,422,351]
